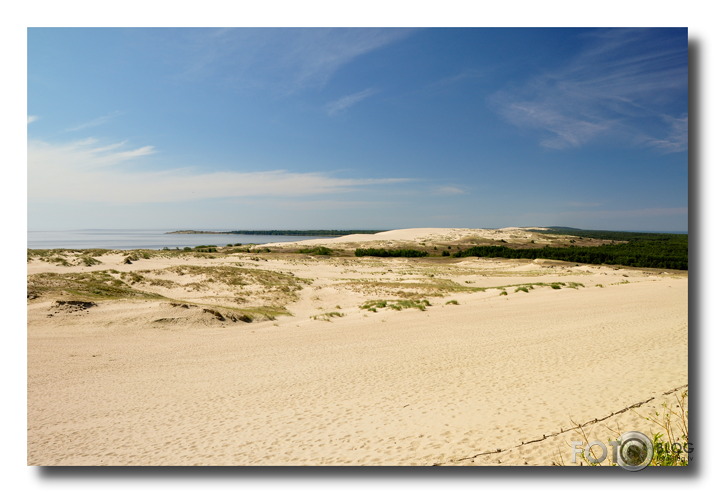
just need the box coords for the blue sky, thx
[27,27,688,231]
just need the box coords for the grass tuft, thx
[311,311,345,322]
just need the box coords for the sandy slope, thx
[27,229,688,466]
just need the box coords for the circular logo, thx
[617,431,653,471]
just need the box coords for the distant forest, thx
[455,228,688,270]
[168,230,386,236]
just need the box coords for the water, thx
[27,229,332,250]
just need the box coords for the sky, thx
[27,27,689,232]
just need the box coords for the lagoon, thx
[27,229,329,250]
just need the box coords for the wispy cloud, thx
[66,111,122,132]
[642,115,688,153]
[28,138,411,204]
[490,29,687,151]
[326,88,378,116]
[28,115,39,124]
[172,28,412,93]
[433,186,467,195]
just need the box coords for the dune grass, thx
[311,311,345,322]
[360,299,431,312]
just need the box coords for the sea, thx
[27,229,331,250]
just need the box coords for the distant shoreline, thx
[166,230,387,236]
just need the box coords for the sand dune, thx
[27,229,688,465]
[264,227,558,249]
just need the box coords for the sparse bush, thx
[446,299,459,305]
[298,246,334,256]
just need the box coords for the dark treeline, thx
[355,248,428,258]
[456,228,688,270]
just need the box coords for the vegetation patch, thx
[27,271,166,301]
[341,278,480,298]
[360,299,431,312]
[164,264,305,292]
[120,271,178,288]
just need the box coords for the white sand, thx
[27,228,688,465]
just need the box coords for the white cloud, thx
[28,138,411,204]
[490,29,687,151]
[326,88,377,116]
[28,115,39,124]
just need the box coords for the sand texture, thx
[27,228,688,465]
